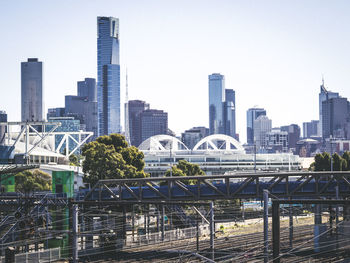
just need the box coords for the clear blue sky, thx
[1,0,350,143]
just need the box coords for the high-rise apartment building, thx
[181,127,209,149]
[65,78,98,139]
[319,79,339,137]
[224,89,236,138]
[246,108,266,144]
[21,58,43,122]
[127,100,150,146]
[208,74,236,138]
[254,115,272,151]
[140,110,168,143]
[78,78,97,102]
[97,16,121,136]
[281,124,301,152]
[303,120,319,138]
[265,128,288,153]
[322,97,349,139]
[209,74,225,134]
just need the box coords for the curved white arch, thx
[138,135,189,151]
[193,134,245,152]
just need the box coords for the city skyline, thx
[2,1,350,143]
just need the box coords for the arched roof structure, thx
[193,134,245,153]
[138,135,189,152]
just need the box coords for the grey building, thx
[281,124,301,152]
[224,89,236,139]
[303,120,319,138]
[209,73,225,135]
[97,17,121,136]
[21,58,43,122]
[78,78,97,102]
[246,107,266,145]
[140,109,168,144]
[0,111,7,145]
[181,127,209,149]
[47,108,65,119]
[65,78,98,139]
[319,79,339,137]
[322,97,349,139]
[127,100,150,147]
[254,115,272,151]
[265,128,288,153]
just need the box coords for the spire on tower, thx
[124,69,131,145]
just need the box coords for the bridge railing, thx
[81,171,350,202]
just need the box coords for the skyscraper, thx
[209,74,225,134]
[21,58,43,122]
[322,97,349,139]
[224,89,236,138]
[140,109,168,144]
[246,107,266,144]
[97,16,120,136]
[78,78,97,102]
[65,78,98,139]
[127,100,150,146]
[253,115,272,151]
[281,124,301,152]
[318,79,339,137]
[303,120,319,138]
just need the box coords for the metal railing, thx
[14,247,60,263]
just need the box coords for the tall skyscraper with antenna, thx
[97,16,121,136]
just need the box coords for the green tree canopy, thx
[82,134,148,186]
[342,151,350,171]
[311,151,349,171]
[15,169,51,193]
[164,160,205,185]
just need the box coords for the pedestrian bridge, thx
[80,171,350,202]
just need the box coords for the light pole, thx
[330,135,333,172]
[254,137,257,173]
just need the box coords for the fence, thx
[14,247,60,263]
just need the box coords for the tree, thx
[332,153,347,171]
[311,152,347,171]
[164,160,205,185]
[82,134,148,186]
[15,169,51,194]
[343,151,350,171]
[313,152,331,171]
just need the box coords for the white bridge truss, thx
[0,121,93,158]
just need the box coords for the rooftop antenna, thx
[124,68,131,145]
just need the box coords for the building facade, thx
[209,73,225,134]
[127,100,150,146]
[265,128,288,153]
[303,120,319,138]
[322,97,349,139]
[224,89,236,138]
[246,107,266,145]
[65,78,98,139]
[254,115,272,151]
[181,126,209,150]
[140,110,168,144]
[281,124,301,152]
[21,58,43,122]
[0,111,7,145]
[319,80,339,137]
[97,17,121,136]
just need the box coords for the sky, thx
[1,0,350,143]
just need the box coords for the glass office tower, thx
[246,107,266,145]
[97,17,121,136]
[21,58,43,122]
[209,74,225,134]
